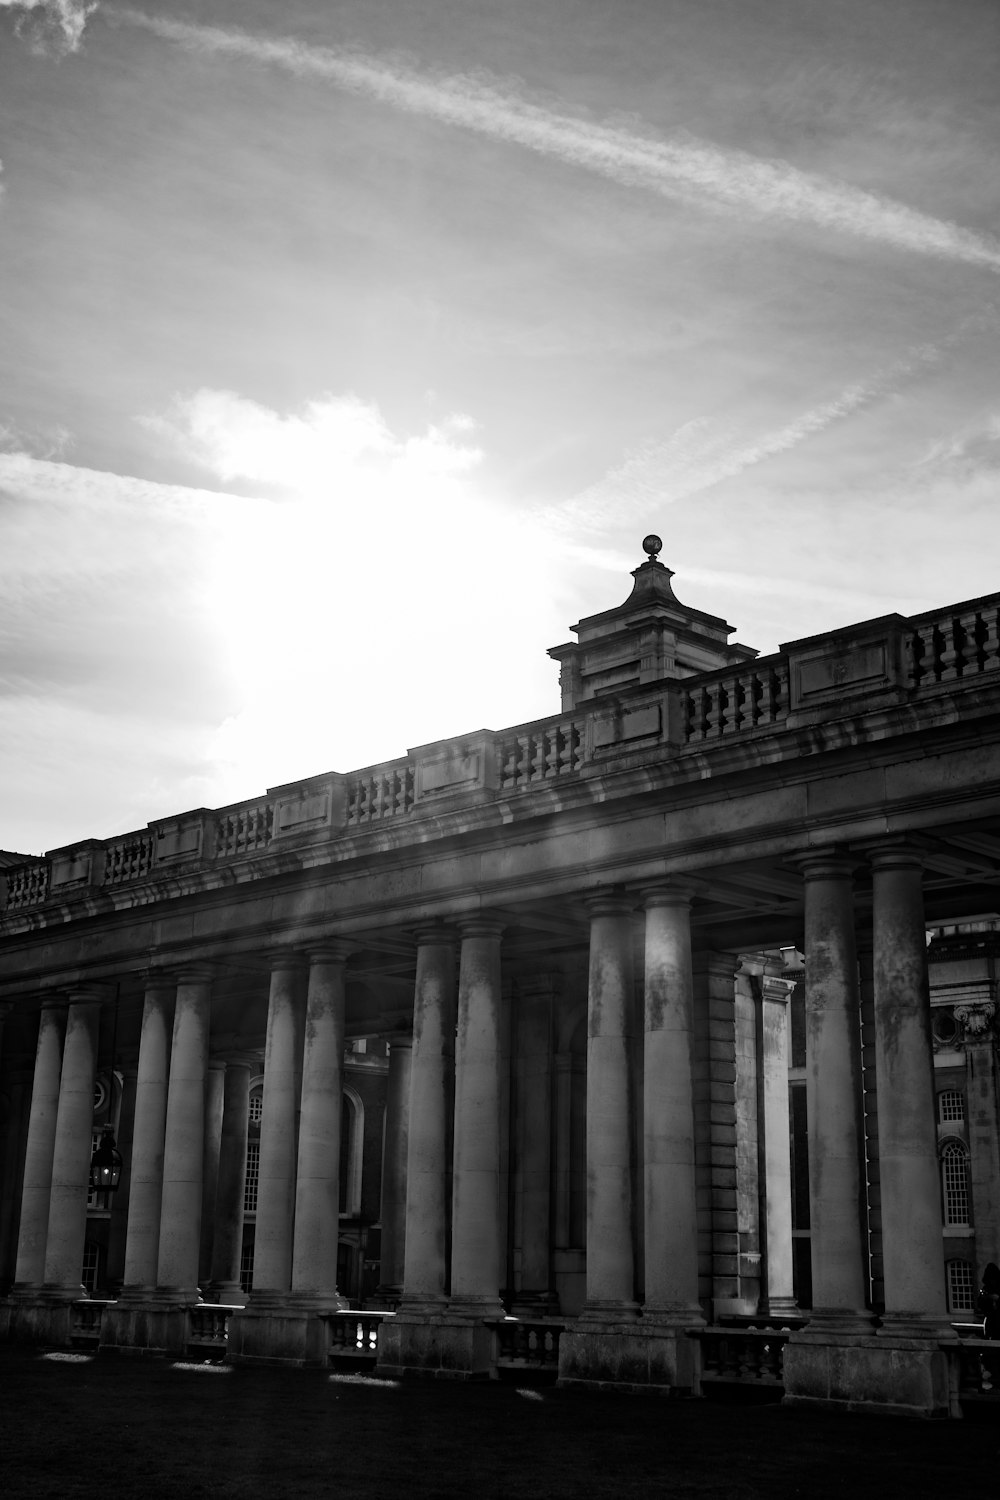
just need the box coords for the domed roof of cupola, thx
[548,535,757,712]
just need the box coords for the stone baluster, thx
[450,918,506,1315]
[291,946,352,1304]
[641,885,701,1323]
[13,999,66,1292]
[120,974,174,1296]
[208,1054,255,1304]
[869,843,951,1335]
[156,966,213,1301]
[794,852,871,1330]
[377,1034,413,1301]
[252,953,306,1301]
[42,988,104,1297]
[401,927,456,1308]
[582,893,638,1319]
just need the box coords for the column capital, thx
[263,949,308,974]
[456,915,505,940]
[217,1049,259,1071]
[858,836,926,874]
[305,942,356,965]
[786,848,858,881]
[583,890,635,919]
[173,962,218,986]
[412,922,458,948]
[636,877,706,909]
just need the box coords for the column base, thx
[227,1304,339,1367]
[558,1317,700,1394]
[782,1330,957,1418]
[576,1299,640,1325]
[800,1308,876,1335]
[203,1281,247,1306]
[509,1290,561,1318]
[376,1308,497,1381]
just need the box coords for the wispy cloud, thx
[0,0,95,55]
[559,339,950,533]
[107,7,1000,274]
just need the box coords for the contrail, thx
[106,7,1000,274]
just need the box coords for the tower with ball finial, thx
[547,535,758,713]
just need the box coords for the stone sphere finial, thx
[641,534,662,561]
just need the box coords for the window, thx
[248,1088,263,1125]
[941,1140,971,1226]
[244,1141,260,1213]
[240,1241,254,1295]
[947,1259,976,1314]
[81,1240,100,1296]
[939,1089,964,1124]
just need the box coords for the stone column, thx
[198,1059,225,1289]
[401,928,456,1307]
[120,974,174,1296]
[641,885,701,1322]
[582,894,638,1319]
[13,1000,65,1291]
[42,989,103,1297]
[156,966,213,1302]
[450,918,505,1314]
[291,947,350,1304]
[208,1055,254,1304]
[869,843,951,1335]
[957,1003,1000,1269]
[512,977,555,1313]
[796,852,871,1330]
[377,1034,413,1300]
[758,967,797,1316]
[251,953,305,1300]
[106,1063,138,1293]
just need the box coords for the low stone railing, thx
[695,1325,789,1386]
[346,761,415,825]
[187,1304,236,1354]
[491,1317,564,1373]
[683,659,789,742]
[70,1299,113,1346]
[950,1332,1000,1401]
[497,720,586,790]
[326,1309,394,1363]
[906,601,1000,688]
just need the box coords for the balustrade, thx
[5,859,49,910]
[214,802,273,858]
[684,661,789,743]
[696,1326,788,1386]
[346,763,414,825]
[187,1304,234,1352]
[70,1299,110,1346]
[498,720,584,790]
[907,603,1000,687]
[105,833,154,886]
[326,1310,394,1363]
[492,1318,564,1371]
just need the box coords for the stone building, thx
[1,537,999,1416]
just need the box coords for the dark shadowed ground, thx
[2,1345,998,1500]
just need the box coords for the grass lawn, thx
[2,1346,998,1499]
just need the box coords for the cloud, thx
[0,0,96,55]
[109,7,1000,274]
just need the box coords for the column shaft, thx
[402,931,456,1306]
[291,950,348,1302]
[252,956,305,1298]
[584,896,638,1318]
[759,975,797,1315]
[870,846,949,1333]
[13,1001,65,1289]
[513,982,554,1308]
[199,1060,225,1288]
[209,1057,253,1303]
[121,976,174,1293]
[156,969,212,1300]
[451,920,505,1312]
[642,890,701,1320]
[378,1036,413,1298]
[799,853,871,1329]
[43,994,102,1295]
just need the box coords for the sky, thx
[1,0,999,856]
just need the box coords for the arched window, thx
[244,1141,260,1213]
[941,1140,971,1226]
[946,1259,976,1314]
[339,1088,364,1217]
[938,1089,964,1124]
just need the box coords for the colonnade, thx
[0,838,954,1396]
